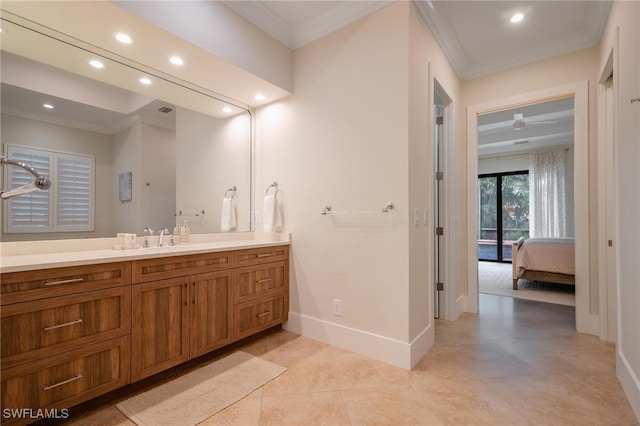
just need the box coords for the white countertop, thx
[0,232,290,273]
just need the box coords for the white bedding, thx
[515,238,575,277]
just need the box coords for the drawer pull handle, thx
[43,374,83,391]
[256,253,273,258]
[257,311,272,318]
[256,278,272,284]
[43,277,84,287]
[43,319,83,331]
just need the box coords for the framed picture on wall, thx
[119,172,132,202]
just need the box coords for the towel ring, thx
[224,186,237,199]
[265,182,278,196]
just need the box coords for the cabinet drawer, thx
[1,287,131,370]
[234,245,289,268]
[236,261,287,303]
[235,295,286,340]
[1,336,130,425]
[133,251,232,283]
[0,262,131,306]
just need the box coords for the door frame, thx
[465,81,598,336]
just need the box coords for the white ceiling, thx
[224,0,611,81]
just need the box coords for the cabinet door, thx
[131,277,189,381]
[190,271,233,358]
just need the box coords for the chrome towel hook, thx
[265,182,278,196]
[382,202,395,212]
[224,186,237,199]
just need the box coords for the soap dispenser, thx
[180,220,190,244]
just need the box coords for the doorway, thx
[465,82,595,335]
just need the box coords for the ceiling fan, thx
[512,112,558,130]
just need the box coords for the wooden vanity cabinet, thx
[0,263,132,426]
[130,251,240,381]
[1,243,288,423]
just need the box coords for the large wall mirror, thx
[1,11,253,242]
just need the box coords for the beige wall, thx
[113,124,143,235]
[176,108,251,234]
[255,2,461,368]
[599,0,640,419]
[1,114,114,241]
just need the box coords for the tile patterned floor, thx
[67,294,638,426]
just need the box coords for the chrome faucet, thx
[157,228,169,247]
[143,227,153,248]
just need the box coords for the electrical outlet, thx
[414,208,420,226]
[332,299,342,316]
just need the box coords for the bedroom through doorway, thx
[475,97,576,308]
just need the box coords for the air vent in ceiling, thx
[158,106,173,113]
[514,140,529,145]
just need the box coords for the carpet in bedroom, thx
[478,261,575,306]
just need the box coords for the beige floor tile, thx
[200,396,262,426]
[65,406,134,426]
[340,385,444,426]
[410,378,532,426]
[259,391,350,426]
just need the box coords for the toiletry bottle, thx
[180,220,190,244]
[173,223,181,245]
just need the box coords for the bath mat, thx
[116,351,286,425]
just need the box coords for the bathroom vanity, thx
[0,235,289,424]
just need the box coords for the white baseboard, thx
[617,351,640,422]
[283,312,434,370]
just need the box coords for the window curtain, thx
[529,149,567,238]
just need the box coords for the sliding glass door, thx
[478,171,529,262]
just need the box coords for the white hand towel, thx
[220,196,237,232]
[263,194,283,232]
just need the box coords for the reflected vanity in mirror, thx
[0,11,252,242]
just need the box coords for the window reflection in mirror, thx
[1,20,252,242]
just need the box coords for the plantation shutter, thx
[5,147,53,232]
[4,145,94,233]
[55,153,93,230]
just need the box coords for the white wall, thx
[255,2,460,369]
[113,123,143,235]
[599,0,640,419]
[140,123,176,233]
[1,114,114,241]
[175,108,251,234]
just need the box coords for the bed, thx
[512,237,575,290]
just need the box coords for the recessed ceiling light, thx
[115,32,133,44]
[255,94,266,101]
[510,13,524,23]
[88,59,104,69]
[43,104,54,109]
[222,106,232,113]
[169,56,184,66]
[0,28,6,34]
[139,77,152,86]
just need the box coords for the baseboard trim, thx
[617,350,640,421]
[283,312,433,370]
